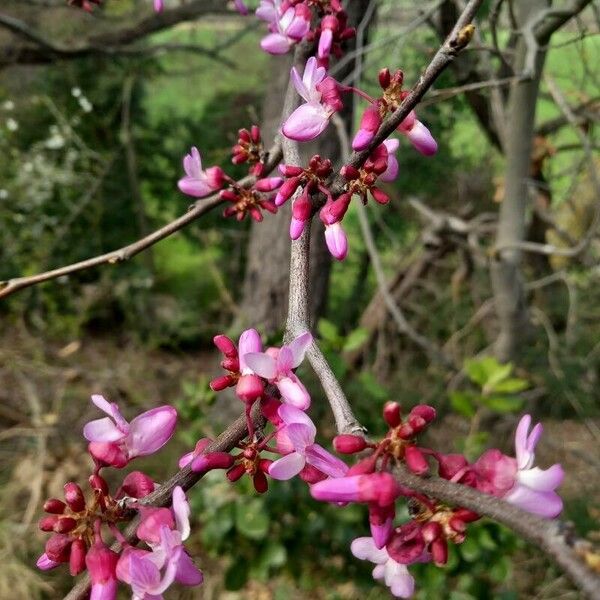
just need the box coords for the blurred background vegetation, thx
[0,0,598,598]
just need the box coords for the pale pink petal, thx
[178,176,214,198]
[517,464,564,492]
[277,374,311,409]
[278,403,315,428]
[405,120,437,156]
[324,223,348,260]
[269,451,306,480]
[128,552,161,593]
[305,444,348,478]
[261,33,292,55]
[285,422,315,450]
[282,103,331,141]
[504,485,563,518]
[234,0,248,15]
[36,553,60,570]
[515,414,533,469]
[290,216,306,239]
[350,537,389,564]
[288,331,312,368]
[318,28,333,59]
[290,66,310,102]
[385,560,415,598]
[256,2,277,23]
[90,580,118,600]
[83,417,125,443]
[244,352,278,379]
[238,328,263,371]
[277,345,294,373]
[311,475,361,503]
[127,406,177,458]
[373,564,386,580]
[178,451,194,469]
[153,0,163,12]
[397,110,416,133]
[287,14,310,40]
[172,487,190,541]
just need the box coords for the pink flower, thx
[256,0,278,23]
[380,138,400,182]
[260,4,310,55]
[397,111,437,156]
[269,405,348,480]
[351,537,415,598]
[244,331,312,409]
[369,503,395,549]
[83,395,177,468]
[282,57,343,141]
[178,146,224,198]
[324,221,348,260]
[36,553,60,571]
[504,415,564,518]
[153,0,163,12]
[310,472,403,507]
[352,103,382,151]
[86,536,119,600]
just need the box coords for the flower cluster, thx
[37,397,202,599]
[247,0,355,65]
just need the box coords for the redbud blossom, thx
[178,146,224,198]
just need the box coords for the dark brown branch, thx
[0,144,282,300]
[394,465,600,600]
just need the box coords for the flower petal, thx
[178,176,214,198]
[504,484,563,518]
[269,451,306,480]
[277,374,311,409]
[260,32,292,55]
[277,345,294,373]
[285,422,315,450]
[127,406,177,458]
[305,443,348,478]
[517,464,564,492]
[385,559,415,598]
[288,331,312,368]
[238,328,263,371]
[282,102,331,141]
[83,417,125,443]
[244,352,278,379]
[278,403,315,428]
[172,487,190,541]
[350,537,388,564]
[175,551,204,586]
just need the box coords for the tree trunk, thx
[490,0,548,362]
[236,0,371,335]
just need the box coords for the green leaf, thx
[450,391,476,418]
[459,536,481,562]
[489,377,528,394]
[235,498,269,540]
[224,561,248,590]
[258,541,287,572]
[481,395,524,413]
[342,327,369,352]
[464,356,511,388]
[317,318,340,344]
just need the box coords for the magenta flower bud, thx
[379,67,391,89]
[255,177,283,192]
[436,452,470,481]
[316,76,343,112]
[191,451,235,473]
[347,454,378,475]
[213,334,237,358]
[289,216,306,240]
[279,164,304,177]
[311,472,401,507]
[86,539,119,600]
[449,516,467,533]
[292,193,312,222]
[352,104,382,151]
[226,463,246,482]
[259,458,273,473]
[69,538,87,577]
[236,373,264,404]
[369,503,395,549]
[324,222,348,260]
[39,515,59,532]
[370,186,390,205]
[88,441,129,469]
[45,534,72,563]
[250,124,260,143]
[333,434,368,454]
[341,164,360,180]
[36,553,60,571]
[210,374,236,391]
[64,482,86,512]
[253,470,269,494]
[421,521,442,544]
[43,498,66,514]
[383,402,401,427]
[321,193,352,225]
[404,446,429,475]
[89,473,109,495]
[53,517,77,534]
[238,129,251,143]
[261,396,283,425]
[397,423,414,440]
[275,177,301,206]
[405,120,438,156]
[299,464,327,484]
[117,471,155,499]
[431,537,448,566]
[221,356,240,372]
[453,508,480,523]
[410,404,436,423]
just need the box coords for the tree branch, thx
[0,144,283,300]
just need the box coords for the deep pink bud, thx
[85,538,119,599]
[261,396,282,425]
[397,423,414,439]
[280,164,304,177]
[236,373,264,404]
[341,165,360,180]
[191,451,235,473]
[88,442,129,469]
[44,498,66,514]
[250,125,261,143]
[210,374,236,391]
[69,538,87,576]
[383,401,402,427]
[379,67,391,89]
[259,458,273,473]
[89,474,109,495]
[54,517,77,534]
[213,334,237,358]
[275,177,301,206]
[333,434,367,454]
[253,470,268,493]
[226,463,246,482]
[117,471,155,499]
[410,404,436,423]
[64,483,86,512]
[255,177,283,192]
[436,453,470,481]
[45,534,72,563]
[347,454,378,475]
[431,537,448,566]
[310,472,401,507]
[449,516,467,533]
[453,508,480,523]
[404,446,429,475]
[39,515,59,532]
[221,356,240,372]
[352,104,382,151]
[369,503,395,549]
[421,521,442,544]
[370,186,390,205]
[292,190,312,221]
[299,464,328,484]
